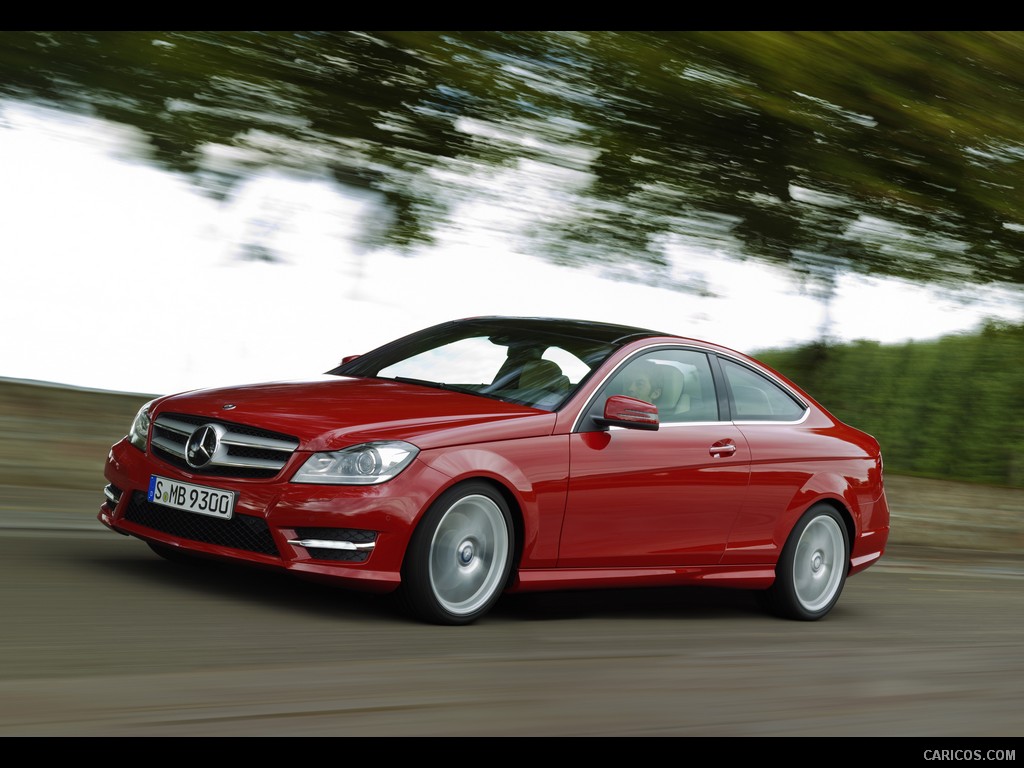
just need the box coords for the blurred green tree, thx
[2,30,1022,294]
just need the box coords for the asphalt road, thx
[1,494,1022,738]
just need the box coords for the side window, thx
[719,358,806,421]
[605,349,719,423]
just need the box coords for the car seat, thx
[657,365,688,415]
[519,359,570,394]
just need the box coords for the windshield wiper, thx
[391,375,447,390]
[391,376,478,396]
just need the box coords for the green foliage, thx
[1,31,1023,291]
[758,321,1024,487]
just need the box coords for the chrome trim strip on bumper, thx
[286,538,376,551]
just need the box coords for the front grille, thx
[150,413,299,479]
[124,491,279,557]
[289,527,377,563]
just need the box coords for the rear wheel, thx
[762,504,849,621]
[401,482,514,625]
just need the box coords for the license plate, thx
[148,475,236,520]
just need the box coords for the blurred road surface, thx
[0,485,1021,737]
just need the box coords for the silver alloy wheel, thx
[427,493,510,617]
[791,513,846,612]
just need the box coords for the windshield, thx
[329,318,652,411]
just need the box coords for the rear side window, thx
[719,358,806,422]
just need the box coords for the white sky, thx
[2,99,1021,396]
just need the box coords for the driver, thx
[622,360,664,406]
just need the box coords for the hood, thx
[151,375,557,451]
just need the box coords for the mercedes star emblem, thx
[185,424,222,468]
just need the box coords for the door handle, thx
[710,441,736,457]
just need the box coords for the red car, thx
[99,316,889,624]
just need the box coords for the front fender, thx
[416,435,570,567]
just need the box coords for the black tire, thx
[401,482,514,625]
[761,504,849,621]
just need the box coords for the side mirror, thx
[593,395,659,431]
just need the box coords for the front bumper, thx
[99,437,449,593]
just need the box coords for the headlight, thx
[128,399,156,452]
[292,441,419,485]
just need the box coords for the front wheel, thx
[400,482,514,625]
[762,504,849,621]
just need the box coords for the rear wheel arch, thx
[777,492,855,560]
[761,500,853,621]
[812,497,856,558]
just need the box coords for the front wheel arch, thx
[400,479,519,625]
[409,476,525,575]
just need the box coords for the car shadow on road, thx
[89,543,780,625]
[495,585,767,622]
